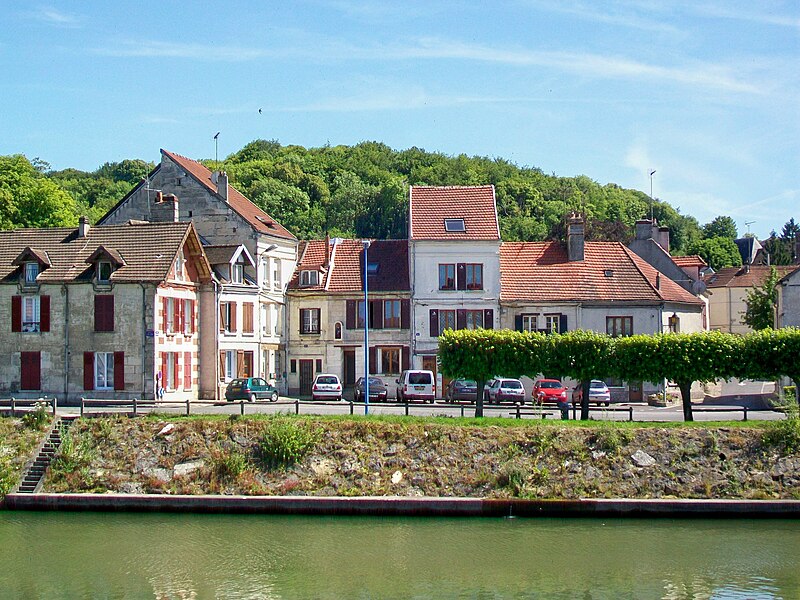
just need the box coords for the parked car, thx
[396,370,435,402]
[571,380,612,406]
[354,376,388,402]
[311,373,343,401]
[533,379,568,404]
[225,377,279,402]
[446,379,478,402]
[484,378,525,404]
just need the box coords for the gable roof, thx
[706,265,796,289]
[0,222,211,284]
[500,241,703,305]
[289,239,409,293]
[672,255,707,269]
[409,185,500,241]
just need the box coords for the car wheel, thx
[248,393,257,403]
[271,391,278,402]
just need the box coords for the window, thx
[444,218,465,232]
[97,261,112,283]
[183,299,194,334]
[334,321,343,340]
[522,314,538,332]
[439,309,456,335]
[219,302,236,333]
[464,310,484,330]
[300,308,320,334]
[165,297,176,334]
[465,264,483,290]
[357,300,367,329]
[315,359,323,372]
[95,352,114,390]
[607,316,633,337]
[262,257,270,288]
[239,350,253,377]
[174,249,185,281]
[544,315,560,334]
[220,350,236,382]
[439,264,455,290]
[24,263,38,285]
[22,296,40,333]
[367,262,379,276]
[273,260,282,291]
[299,270,319,286]
[164,352,177,390]
[231,262,244,284]
[242,302,254,334]
[20,351,41,391]
[381,348,400,374]
[94,295,114,332]
[384,300,401,329]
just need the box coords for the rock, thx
[384,444,400,457]
[631,450,656,467]
[119,482,144,494]
[174,459,205,478]
[143,467,171,483]
[592,451,606,460]
[157,423,174,437]
[391,470,403,484]
[310,458,335,477]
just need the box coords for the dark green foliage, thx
[743,267,781,331]
[258,418,321,469]
[702,216,738,239]
[0,155,77,229]
[687,237,742,270]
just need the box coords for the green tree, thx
[743,266,781,330]
[741,328,800,406]
[0,155,77,228]
[702,216,738,239]
[688,237,742,270]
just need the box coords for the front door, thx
[422,356,438,398]
[299,360,314,397]
[628,381,643,402]
[343,350,356,386]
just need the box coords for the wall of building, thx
[778,271,800,328]
[707,287,752,334]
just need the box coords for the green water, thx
[0,512,798,599]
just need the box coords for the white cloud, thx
[690,2,800,30]
[24,7,82,28]
[520,0,685,35]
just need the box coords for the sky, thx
[2,1,798,240]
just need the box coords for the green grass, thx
[0,416,52,498]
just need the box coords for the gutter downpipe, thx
[62,284,69,403]
[213,278,220,402]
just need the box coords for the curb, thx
[4,494,800,518]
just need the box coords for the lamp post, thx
[362,239,371,415]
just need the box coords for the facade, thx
[98,149,297,393]
[0,220,212,403]
[776,266,800,328]
[286,238,411,397]
[408,186,501,396]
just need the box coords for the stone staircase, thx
[16,415,77,494]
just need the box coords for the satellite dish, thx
[692,280,707,295]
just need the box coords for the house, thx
[705,265,796,334]
[777,266,800,328]
[628,219,700,294]
[0,219,212,403]
[98,149,297,393]
[500,214,705,401]
[408,185,501,396]
[286,238,411,397]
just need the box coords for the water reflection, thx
[0,512,798,599]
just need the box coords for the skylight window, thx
[444,219,466,232]
[367,262,379,276]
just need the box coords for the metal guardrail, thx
[0,397,57,417]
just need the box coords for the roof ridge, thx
[620,243,668,301]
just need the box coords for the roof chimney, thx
[78,216,90,238]
[216,171,228,201]
[151,193,180,222]
[635,219,654,241]
[656,273,661,290]
[325,233,331,267]
[567,213,585,262]
[656,226,670,253]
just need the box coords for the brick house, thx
[0,219,212,403]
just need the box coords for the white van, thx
[395,370,436,402]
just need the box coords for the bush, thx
[210,450,249,482]
[21,403,49,430]
[258,419,321,469]
[762,407,800,453]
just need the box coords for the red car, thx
[533,379,568,404]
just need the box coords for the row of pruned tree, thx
[438,328,800,420]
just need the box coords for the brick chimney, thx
[152,193,180,222]
[635,218,655,241]
[216,171,229,202]
[78,216,90,238]
[567,213,585,262]
[656,226,670,253]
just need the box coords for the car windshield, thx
[457,380,477,386]
[408,373,431,384]
[502,381,522,389]
[590,381,607,389]
[229,379,246,386]
[367,377,384,386]
[539,381,562,389]
[317,376,338,384]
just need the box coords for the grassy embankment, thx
[39,413,800,500]
[0,409,53,499]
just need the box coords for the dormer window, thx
[174,249,185,281]
[444,219,465,232]
[299,270,319,287]
[367,262,379,276]
[232,262,244,284]
[97,261,112,283]
[24,263,39,285]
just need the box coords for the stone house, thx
[408,186,501,396]
[0,219,213,404]
[286,238,411,397]
[98,149,297,393]
[776,266,800,328]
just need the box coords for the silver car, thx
[311,373,343,401]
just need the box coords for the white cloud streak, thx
[24,7,82,28]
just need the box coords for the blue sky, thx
[2,1,798,239]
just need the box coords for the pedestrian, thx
[556,397,570,420]
[155,370,164,400]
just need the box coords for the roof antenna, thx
[744,220,755,235]
[649,170,656,222]
[213,132,220,163]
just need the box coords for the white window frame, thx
[544,315,560,333]
[166,298,176,334]
[97,261,112,283]
[24,262,39,285]
[22,296,41,333]
[95,352,114,390]
[300,308,320,334]
[224,350,236,381]
[522,314,538,332]
[444,218,465,232]
[231,262,244,284]
[262,257,270,289]
[273,260,282,291]
[299,270,319,286]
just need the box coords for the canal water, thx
[0,512,798,598]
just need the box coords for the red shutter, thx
[40,296,50,332]
[484,309,494,330]
[94,296,114,332]
[83,352,94,390]
[371,300,383,329]
[230,303,237,332]
[456,263,467,290]
[114,351,125,390]
[346,300,355,330]
[429,309,439,337]
[172,353,179,389]
[162,297,168,334]
[161,353,168,390]
[456,309,466,330]
[11,296,21,332]
[368,346,377,375]
[184,352,192,390]
[402,346,410,371]
[400,300,410,330]
[20,351,41,390]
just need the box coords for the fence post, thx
[515,404,521,419]
[133,397,138,416]
[405,401,409,416]
[10,397,15,417]
[186,398,190,416]
[743,406,748,422]
[240,400,245,416]
[295,400,300,415]
[460,405,464,418]
[80,397,84,418]
[52,397,57,415]
[349,401,354,415]
[629,406,633,422]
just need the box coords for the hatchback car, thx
[311,373,343,401]
[533,379,568,404]
[484,378,525,404]
[354,376,388,402]
[446,379,478,402]
[225,377,279,402]
[395,370,435,402]
[572,380,612,406]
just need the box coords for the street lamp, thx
[362,239,371,415]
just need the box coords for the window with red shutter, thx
[114,352,125,390]
[94,295,114,332]
[83,352,94,390]
[11,296,21,332]
[20,351,41,390]
[40,296,50,332]
[183,352,192,390]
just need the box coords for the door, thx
[422,356,438,398]
[628,381,643,402]
[343,350,356,386]
[299,360,314,397]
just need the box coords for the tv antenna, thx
[213,132,220,163]
[649,169,656,221]
[745,220,755,235]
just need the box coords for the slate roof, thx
[203,245,242,265]
[0,222,211,284]
[409,186,500,241]
[289,239,409,293]
[705,265,796,289]
[500,241,703,305]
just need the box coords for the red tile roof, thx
[289,239,409,293]
[672,255,707,269]
[500,241,703,305]
[161,150,296,241]
[409,186,500,241]
[706,265,796,288]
